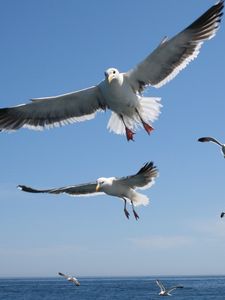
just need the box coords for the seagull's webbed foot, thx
[142,122,154,135]
[125,127,135,141]
[135,109,154,135]
[132,209,139,220]
[124,208,130,219]
[131,200,139,220]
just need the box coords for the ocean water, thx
[0,276,225,300]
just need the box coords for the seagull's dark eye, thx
[113,70,116,74]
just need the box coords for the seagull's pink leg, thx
[135,109,154,135]
[120,114,135,141]
[131,200,139,220]
[123,198,130,219]
[124,207,130,219]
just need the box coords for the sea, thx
[0,276,225,300]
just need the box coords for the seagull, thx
[198,137,225,157]
[17,162,158,220]
[221,212,225,218]
[0,2,223,141]
[58,272,80,286]
[156,279,183,296]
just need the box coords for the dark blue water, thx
[0,276,225,300]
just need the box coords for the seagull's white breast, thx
[99,75,139,116]
[102,180,134,200]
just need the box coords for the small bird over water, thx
[17,162,158,220]
[156,279,184,296]
[58,272,80,286]
[0,1,223,140]
[198,137,225,158]
[220,212,225,218]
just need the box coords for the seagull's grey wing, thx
[167,286,183,293]
[18,182,100,197]
[126,1,224,92]
[156,280,165,292]
[0,85,106,131]
[117,162,158,190]
[198,137,223,146]
[58,272,68,279]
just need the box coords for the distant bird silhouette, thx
[58,272,80,286]
[198,137,225,157]
[220,212,225,218]
[156,279,183,296]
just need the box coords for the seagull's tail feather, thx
[107,97,162,135]
[107,112,125,135]
[139,96,162,124]
[131,191,149,207]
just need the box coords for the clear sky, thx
[0,0,225,277]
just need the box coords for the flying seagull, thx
[58,272,80,286]
[221,212,225,218]
[0,2,224,141]
[17,162,158,220]
[198,136,225,157]
[156,279,184,296]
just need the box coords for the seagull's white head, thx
[104,68,121,84]
[96,177,114,191]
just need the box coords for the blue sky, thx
[0,0,225,277]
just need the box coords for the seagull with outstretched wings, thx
[156,279,183,296]
[18,162,158,220]
[0,1,224,140]
[58,272,80,286]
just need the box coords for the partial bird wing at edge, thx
[117,162,158,190]
[126,1,224,92]
[198,137,223,146]
[0,85,106,131]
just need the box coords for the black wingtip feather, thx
[17,185,42,193]
[136,161,158,176]
[198,137,208,142]
[188,0,224,32]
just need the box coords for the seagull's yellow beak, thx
[96,184,100,192]
[107,74,114,83]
